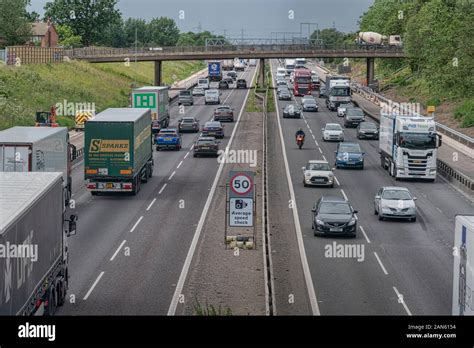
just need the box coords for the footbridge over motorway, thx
[65,40,406,86]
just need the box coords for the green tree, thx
[56,24,82,48]
[177,32,197,46]
[146,17,180,47]
[0,0,32,46]
[124,18,147,46]
[44,0,122,46]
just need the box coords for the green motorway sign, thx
[133,93,156,109]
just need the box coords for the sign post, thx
[226,171,256,249]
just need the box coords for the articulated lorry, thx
[0,127,77,205]
[208,60,222,81]
[324,75,351,110]
[132,86,170,134]
[379,113,442,180]
[0,172,77,315]
[222,59,234,71]
[453,215,474,315]
[84,108,154,195]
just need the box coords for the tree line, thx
[0,0,225,48]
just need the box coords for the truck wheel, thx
[57,279,66,306]
[46,288,57,316]
[156,146,160,151]
[91,191,98,196]
[142,168,148,184]
[148,163,153,178]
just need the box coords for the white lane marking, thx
[83,271,105,300]
[311,134,315,139]
[309,129,313,134]
[270,61,320,315]
[340,189,348,200]
[110,240,127,261]
[322,155,327,161]
[159,183,167,194]
[315,140,319,146]
[177,160,183,169]
[184,152,190,159]
[168,65,258,316]
[393,286,412,316]
[130,216,143,233]
[146,198,156,211]
[359,225,371,244]
[374,252,388,275]
[334,176,340,186]
[169,171,176,180]
[318,148,323,154]
[190,145,194,150]
[306,124,310,129]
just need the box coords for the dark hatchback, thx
[311,196,358,237]
[357,121,379,140]
[202,121,225,138]
[219,80,229,89]
[236,79,247,89]
[193,137,220,157]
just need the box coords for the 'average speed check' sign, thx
[228,171,254,227]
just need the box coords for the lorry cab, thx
[198,78,209,90]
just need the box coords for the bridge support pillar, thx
[154,60,162,86]
[258,58,265,88]
[366,58,375,87]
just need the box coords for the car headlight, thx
[305,172,311,177]
[381,207,391,213]
[359,130,365,133]
[316,219,325,225]
[348,218,357,226]
[358,155,364,161]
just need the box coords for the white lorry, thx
[379,113,442,180]
[0,172,77,315]
[284,59,296,76]
[357,32,402,48]
[452,215,474,315]
[326,78,351,111]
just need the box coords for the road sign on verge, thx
[229,198,253,227]
[229,171,254,198]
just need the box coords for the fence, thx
[5,46,64,65]
[0,49,5,62]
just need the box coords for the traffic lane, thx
[303,96,460,314]
[60,70,256,314]
[271,60,405,315]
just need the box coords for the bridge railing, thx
[65,43,404,58]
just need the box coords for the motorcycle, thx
[296,134,305,149]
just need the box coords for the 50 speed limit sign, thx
[229,171,254,198]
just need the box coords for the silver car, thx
[374,186,417,221]
[322,123,344,142]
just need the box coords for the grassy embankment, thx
[0,60,205,130]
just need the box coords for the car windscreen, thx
[199,79,208,84]
[182,118,194,123]
[338,144,361,153]
[325,124,342,131]
[347,109,364,116]
[180,91,191,96]
[158,131,176,136]
[206,123,221,128]
[197,140,214,145]
[308,163,330,171]
[360,123,377,129]
[382,190,412,200]
[206,91,218,95]
[304,100,316,105]
[319,202,351,214]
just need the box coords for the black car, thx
[357,121,379,139]
[193,136,220,157]
[278,89,292,101]
[282,104,302,118]
[219,80,229,89]
[302,98,319,112]
[318,86,327,98]
[311,196,358,237]
[236,79,247,89]
[344,107,365,128]
[226,71,237,80]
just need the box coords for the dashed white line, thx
[315,140,319,146]
[309,129,313,134]
[311,134,315,139]
[318,147,323,154]
[340,189,348,200]
[177,160,183,169]
[130,216,143,232]
[146,198,156,211]
[169,171,176,180]
[322,155,327,161]
[359,226,371,243]
[184,152,190,159]
[334,176,340,186]
[110,240,127,261]
[190,145,194,150]
[83,271,105,300]
[159,183,167,194]
[393,286,412,316]
[374,252,388,275]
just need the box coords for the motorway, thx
[58,66,257,314]
[269,59,474,315]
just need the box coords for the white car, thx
[198,78,209,90]
[374,186,417,222]
[204,89,220,105]
[276,71,286,80]
[302,160,335,187]
[337,103,354,117]
[322,123,344,142]
[290,72,295,83]
[192,87,205,96]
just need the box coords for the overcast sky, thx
[29,0,374,37]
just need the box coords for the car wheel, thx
[378,214,384,221]
[374,206,378,215]
[303,180,308,187]
[193,153,197,157]
[411,216,417,222]
[330,183,334,188]
[156,146,159,151]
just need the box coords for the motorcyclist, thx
[295,128,305,140]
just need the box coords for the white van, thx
[276,67,286,80]
[198,78,209,90]
[204,89,220,105]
